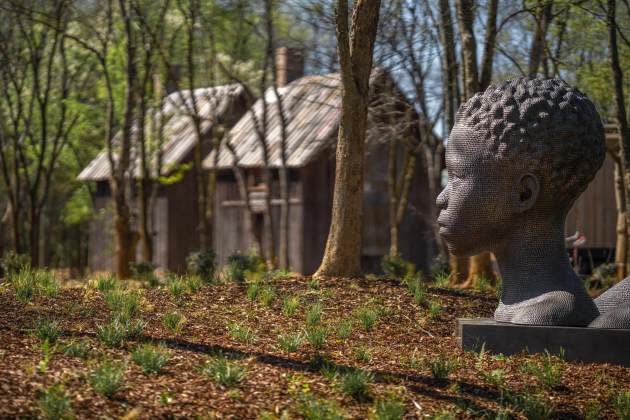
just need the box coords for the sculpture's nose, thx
[436,186,448,210]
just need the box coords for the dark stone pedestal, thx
[457,318,630,367]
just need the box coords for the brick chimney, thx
[275,47,304,87]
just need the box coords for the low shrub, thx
[132,343,171,374]
[225,251,264,283]
[104,289,140,321]
[201,355,246,387]
[259,285,276,307]
[131,261,159,287]
[186,249,217,283]
[11,269,36,303]
[96,319,128,348]
[37,384,74,420]
[166,275,187,298]
[1,251,29,279]
[354,346,373,363]
[88,358,126,398]
[94,273,119,293]
[35,270,59,298]
[381,254,414,280]
[427,300,442,320]
[246,281,261,301]
[185,274,204,293]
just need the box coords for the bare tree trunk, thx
[608,0,630,283]
[479,0,499,90]
[315,0,381,278]
[113,0,138,278]
[527,0,553,76]
[614,158,628,280]
[455,0,479,96]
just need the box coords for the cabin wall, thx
[88,182,115,272]
[213,170,304,272]
[566,152,617,249]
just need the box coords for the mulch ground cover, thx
[0,275,628,419]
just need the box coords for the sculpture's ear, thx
[513,173,539,213]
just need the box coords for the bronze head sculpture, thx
[437,76,630,328]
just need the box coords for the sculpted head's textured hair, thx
[455,76,605,208]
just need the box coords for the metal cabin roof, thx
[77,84,245,181]
[203,73,345,169]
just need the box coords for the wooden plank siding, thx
[565,151,617,249]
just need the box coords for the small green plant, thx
[406,273,427,305]
[11,268,36,303]
[131,261,159,287]
[339,369,373,401]
[34,318,60,343]
[305,327,327,351]
[166,275,187,298]
[185,274,204,293]
[381,254,414,280]
[583,400,602,420]
[297,394,345,420]
[259,285,276,307]
[37,339,57,374]
[427,300,442,320]
[336,319,353,340]
[228,323,255,344]
[63,340,90,359]
[307,278,320,290]
[427,356,458,381]
[509,391,553,419]
[433,271,451,287]
[37,384,74,420]
[96,318,128,348]
[613,389,630,420]
[186,249,217,283]
[355,307,378,331]
[354,346,373,363]
[35,270,59,298]
[306,302,323,327]
[162,312,186,333]
[94,273,118,292]
[88,358,126,398]
[104,288,140,320]
[372,395,405,420]
[405,349,422,369]
[473,275,492,293]
[483,368,506,390]
[523,351,563,390]
[277,332,303,353]
[246,281,261,300]
[132,343,171,374]
[282,295,300,316]
[201,355,246,387]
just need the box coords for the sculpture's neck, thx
[494,219,580,305]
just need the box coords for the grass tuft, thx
[34,318,60,343]
[282,295,300,316]
[201,355,246,387]
[132,343,171,374]
[37,384,74,420]
[62,340,90,359]
[88,358,126,398]
[613,389,630,420]
[162,312,186,333]
[372,395,405,420]
[306,302,323,327]
[339,369,373,401]
[305,327,327,350]
[228,323,256,344]
[355,307,378,331]
[277,332,303,353]
[427,356,458,381]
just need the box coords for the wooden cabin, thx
[78,84,249,273]
[565,124,621,269]
[203,69,434,274]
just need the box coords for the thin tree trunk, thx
[479,0,499,90]
[455,0,479,96]
[315,0,382,278]
[614,158,628,280]
[29,204,39,267]
[608,0,630,282]
[527,0,553,76]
